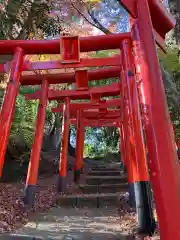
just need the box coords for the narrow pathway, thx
[0,165,160,239]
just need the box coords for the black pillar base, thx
[23,185,36,207]
[128,183,136,208]
[57,176,67,193]
[74,169,81,184]
[135,181,156,237]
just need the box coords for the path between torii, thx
[0,162,160,240]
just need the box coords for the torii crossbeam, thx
[25,82,121,101]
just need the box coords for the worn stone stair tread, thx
[85,175,126,179]
[85,175,127,185]
[88,170,122,175]
[78,183,128,194]
[56,192,126,207]
[80,183,128,187]
[88,171,122,176]
[0,234,44,239]
[90,168,121,172]
[57,192,125,199]
[89,169,122,172]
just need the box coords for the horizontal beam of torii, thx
[20,66,121,85]
[52,99,121,112]
[70,118,120,127]
[67,109,121,120]
[0,33,131,55]
[0,55,121,73]
[25,82,121,101]
[65,109,121,119]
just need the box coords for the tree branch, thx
[70,1,112,35]
[87,8,112,35]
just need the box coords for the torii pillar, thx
[130,1,180,238]
[23,79,49,206]
[120,69,137,208]
[74,110,85,184]
[119,123,127,173]
[122,39,155,236]
[58,97,70,193]
[0,48,24,177]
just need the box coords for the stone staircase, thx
[1,165,135,240]
[56,165,128,208]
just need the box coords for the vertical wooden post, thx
[130,1,180,238]
[23,79,49,206]
[0,47,24,177]
[58,97,70,193]
[74,110,85,184]
[119,124,127,172]
[122,39,155,236]
[121,69,137,208]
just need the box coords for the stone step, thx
[0,235,44,239]
[85,175,127,185]
[90,167,120,172]
[56,192,125,208]
[79,183,128,194]
[88,170,122,176]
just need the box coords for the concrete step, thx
[85,175,127,185]
[88,170,122,176]
[56,192,125,208]
[79,183,128,194]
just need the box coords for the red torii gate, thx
[26,77,153,236]
[20,66,121,85]
[0,0,178,239]
[25,85,122,191]
[70,119,120,127]
[24,82,121,101]
[52,99,121,112]
[53,104,122,184]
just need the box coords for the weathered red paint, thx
[59,98,70,177]
[60,36,80,63]
[71,118,120,127]
[0,47,24,177]
[0,33,131,55]
[75,110,85,171]
[52,99,121,112]
[26,79,49,186]
[22,56,121,72]
[119,124,126,166]
[25,83,121,101]
[20,66,121,85]
[75,69,88,90]
[119,0,175,39]
[120,69,136,183]
[0,56,121,73]
[122,39,149,182]
[131,1,180,238]
[71,110,121,120]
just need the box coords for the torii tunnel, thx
[0,0,179,239]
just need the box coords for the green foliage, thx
[10,87,39,147]
[159,49,180,138]
[0,85,57,150]
[159,51,180,73]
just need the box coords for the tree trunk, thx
[169,0,180,47]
